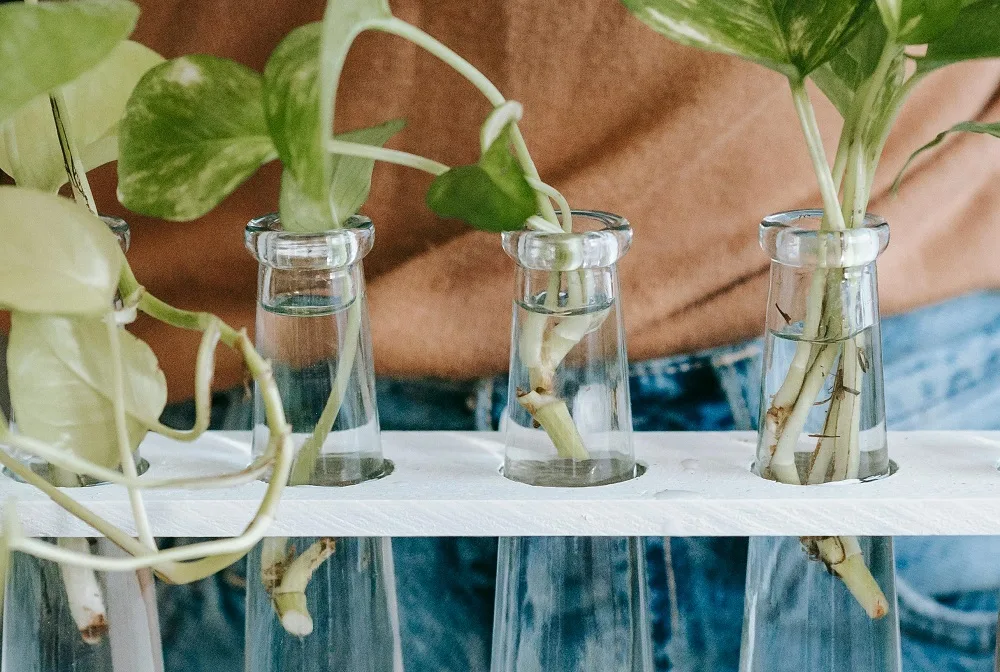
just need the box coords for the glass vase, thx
[243,214,400,672]
[740,210,900,672]
[491,211,653,672]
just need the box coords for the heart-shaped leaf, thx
[621,0,872,79]
[8,312,167,471]
[893,120,1000,191]
[426,124,536,233]
[0,187,122,315]
[117,55,277,221]
[919,0,1000,72]
[279,118,406,233]
[0,0,139,123]
[876,0,962,44]
[0,41,163,192]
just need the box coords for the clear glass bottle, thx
[741,210,900,671]
[2,217,163,672]
[501,210,636,487]
[492,211,653,672]
[243,214,400,672]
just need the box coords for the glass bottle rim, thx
[245,212,374,270]
[501,210,632,271]
[760,209,889,269]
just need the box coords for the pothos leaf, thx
[620,0,872,79]
[0,41,163,192]
[264,23,328,214]
[875,0,962,44]
[8,313,167,471]
[810,7,888,116]
[919,0,1000,72]
[0,187,122,315]
[279,118,406,233]
[0,0,139,123]
[117,55,277,221]
[893,120,1000,191]
[426,124,536,233]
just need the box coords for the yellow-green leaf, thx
[0,41,163,192]
[0,187,122,315]
[8,313,167,471]
[0,0,139,123]
[117,56,277,221]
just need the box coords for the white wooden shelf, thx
[2,431,999,538]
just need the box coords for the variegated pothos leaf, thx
[621,0,872,79]
[8,312,167,471]
[919,0,1000,72]
[117,55,277,221]
[0,187,122,315]
[0,0,138,123]
[0,41,163,192]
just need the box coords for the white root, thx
[58,538,108,645]
[272,538,337,637]
[805,536,889,619]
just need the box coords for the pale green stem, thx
[526,177,573,233]
[288,300,363,486]
[105,313,155,549]
[326,139,449,176]
[789,79,846,232]
[373,17,560,227]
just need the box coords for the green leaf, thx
[8,313,167,471]
[0,0,139,123]
[893,120,1000,191]
[279,118,406,233]
[620,0,872,79]
[0,41,163,192]
[426,125,536,233]
[117,55,277,221]
[810,7,888,115]
[875,0,962,43]
[919,0,1000,72]
[0,187,122,315]
[264,23,328,214]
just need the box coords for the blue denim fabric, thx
[156,290,1000,672]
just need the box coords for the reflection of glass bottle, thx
[492,211,652,671]
[244,214,400,672]
[741,210,900,672]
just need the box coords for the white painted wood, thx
[2,431,999,537]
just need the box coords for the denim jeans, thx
[158,290,1000,671]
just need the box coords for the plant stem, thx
[271,538,337,636]
[49,91,97,214]
[789,79,846,232]
[58,538,109,644]
[326,139,449,176]
[288,300,363,486]
[105,313,156,549]
[374,17,559,226]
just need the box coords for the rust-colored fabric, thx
[85,0,1000,402]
